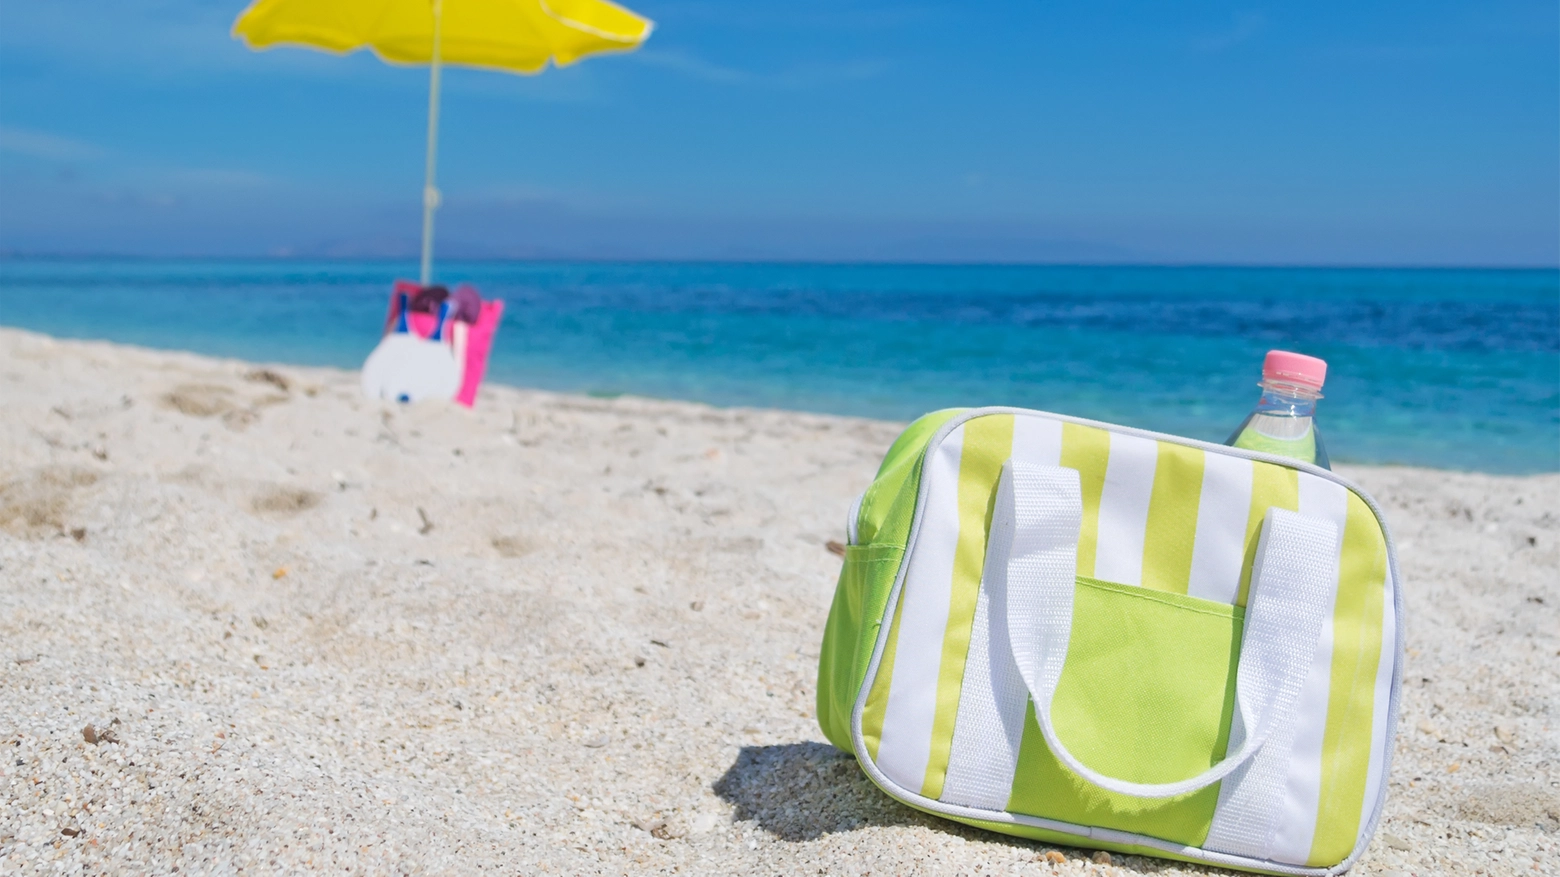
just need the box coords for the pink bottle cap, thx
[1263,350,1327,391]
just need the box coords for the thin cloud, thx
[1317,42,1470,63]
[0,1,248,72]
[773,58,890,87]
[647,2,935,32]
[160,167,273,189]
[632,49,755,83]
[632,49,889,87]
[0,0,411,82]
[1194,12,1265,52]
[0,126,106,162]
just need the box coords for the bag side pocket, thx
[817,543,903,752]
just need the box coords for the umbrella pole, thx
[419,0,444,286]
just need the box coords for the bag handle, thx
[393,294,453,343]
[393,291,412,334]
[993,460,1338,799]
[428,300,452,343]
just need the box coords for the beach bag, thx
[816,408,1402,875]
[361,294,462,403]
[379,280,506,407]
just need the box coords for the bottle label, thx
[1231,423,1317,464]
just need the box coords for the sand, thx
[0,326,1555,876]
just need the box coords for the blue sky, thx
[0,1,1556,265]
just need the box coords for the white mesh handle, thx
[994,460,1339,799]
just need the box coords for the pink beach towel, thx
[381,279,504,407]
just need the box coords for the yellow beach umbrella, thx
[233,0,653,283]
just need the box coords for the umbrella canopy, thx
[233,0,652,73]
[233,0,653,282]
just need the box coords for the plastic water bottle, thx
[1226,350,1331,469]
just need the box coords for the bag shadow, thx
[710,743,1178,869]
[712,741,939,841]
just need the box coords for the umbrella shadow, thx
[712,741,946,841]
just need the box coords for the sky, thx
[0,1,1556,266]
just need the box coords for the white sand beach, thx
[1,326,1555,875]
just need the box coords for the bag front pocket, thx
[1005,577,1244,847]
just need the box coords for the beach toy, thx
[1228,349,1331,467]
[361,294,461,403]
[817,407,1401,874]
[383,280,504,407]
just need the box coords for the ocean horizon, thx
[2,258,1555,475]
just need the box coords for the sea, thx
[1,259,1555,474]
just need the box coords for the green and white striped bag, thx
[816,408,1401,875]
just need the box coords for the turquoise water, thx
[1,259,1555,474]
